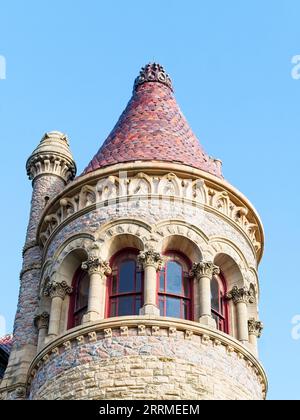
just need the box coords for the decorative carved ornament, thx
[138,250,164,271]
[190,261,220,279]
[133,63,173,92]
[44,280,73,299]
[81,257,112,276]
[248,318,263,338]
[38,172,262,259]
[34,312,50,330]
[226,286,256,305]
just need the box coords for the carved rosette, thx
[248,318,264,338]
[44,281,73,300]
[133,63,173,92]
[226,286,255,305]
[190,261,220,280]
[138,250,164,271]
[81,257,112,277]
[34,312,50,330]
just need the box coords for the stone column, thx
[44,281,72,340]
[34,312,49,352]
[248,318,263,356]
[227,286,255,344]
[190,261,220,328]
[138,250,164,316]
[81,257,112,323]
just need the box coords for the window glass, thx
[109,251,143,318]
[112,274,117,295]
[135,297,142,315]
[166,296,181,318]
[166,261,182,294]
[119,260,135,293]
[118,295,134,316]
[211,274,228,333]
[159,298,164,316]
[136,271,142,292]
[183,300,189,319]
[110,300,117,317]
[183,275,190,298]
[211,276,220,312]
[159,270,165,292]
[75,272,89,311]
[158,254,191,321]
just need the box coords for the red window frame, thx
[107,248,144,318]
[68,267,89,329]
[211,273,229,333]
[157,251,193,321]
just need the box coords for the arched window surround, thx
[106,248,144,318]
[157,250,193,321]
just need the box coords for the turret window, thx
[108,250,143,317]
[158,253,192,320]
[68,269,89,328]
[211,274,228,333]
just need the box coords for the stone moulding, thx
[36,163,264,262]
[26,316,268,399]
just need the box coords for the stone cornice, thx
[26,316,268,399]
[27,152,76,184]
[36,163,264,263]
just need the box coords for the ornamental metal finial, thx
[133,63,173,92]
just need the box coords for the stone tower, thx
[0,64,267,400]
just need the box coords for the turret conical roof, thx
[82,63,222,178]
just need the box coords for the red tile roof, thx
[0,334,13,354]
[82,64,222,177]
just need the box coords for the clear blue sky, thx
[0,0,299,400]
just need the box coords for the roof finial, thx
[133,63,173,92]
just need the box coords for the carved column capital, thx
[81,257,112,276]
[138,250,164,271]
[226,286,255,304]
[34,312,50,330]
[248,318,263,338]
[44,281,73,300]
[190,261,220,280]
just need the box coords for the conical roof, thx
[82,63,222,178]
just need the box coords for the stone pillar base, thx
[140,304,160,316]
[199,315,216,328]
[82,311,101,323]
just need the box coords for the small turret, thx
[0,132,76,396]
[25,132,76,244]
[26,131,76,184]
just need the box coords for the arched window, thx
[108,250,143,317]
[211,274,228,333]
[68,268,89,328]
[158,252,192,320]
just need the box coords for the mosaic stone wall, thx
[29,331,264,400]
[45,199,256,267]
